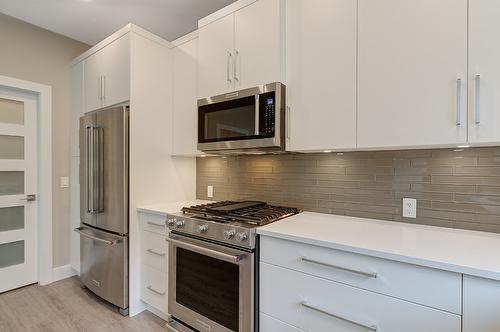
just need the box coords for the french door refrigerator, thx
[75,105,129,315]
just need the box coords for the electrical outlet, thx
[60,176,69,188]
[207,185,214,198]
[402,198,417,218]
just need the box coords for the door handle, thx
[233,49,240,83]
[475,74,481,124]
[456,78,462,126]
[146,285,166,296]
[226,51,233,84]
[20,194,36,202]
[147,248,166,257]
[254,94,260,135]
[301,256,378,278]
[74,227,118,245]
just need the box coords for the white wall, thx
[0,13,90,267]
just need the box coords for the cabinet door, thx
[463,275,500,332]
[469,0,500,144]
[101,34,130,108]
[234,0,283,90]
[198,14,235,98]
[172,37,201,156]
[357,0,467,149]
[286,0,356,151]
[83,50,104,112]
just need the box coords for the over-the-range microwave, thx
[197,82,285,154]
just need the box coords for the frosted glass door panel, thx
[0,98,24,125]
[0,171,24,195]
[0,207,24,232]
[0,135,24,159]
[0,241,24,268]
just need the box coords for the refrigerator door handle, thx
[95,126,104,213]
[74,227,119,245]
[85,125,93,213]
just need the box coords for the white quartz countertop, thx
[257,212,500,281]
[137,200,213,216]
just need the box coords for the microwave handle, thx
[254,94,260,135]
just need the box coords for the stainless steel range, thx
[165,201,300,332]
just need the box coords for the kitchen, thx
[1,0,500,331]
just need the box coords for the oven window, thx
[176,248,240,331]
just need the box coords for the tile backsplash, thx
[196,147,500,233]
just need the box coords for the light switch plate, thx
[60,176,70,188]
[207,185,214,198]
[402,198,417,218]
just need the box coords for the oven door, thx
[197,82,284,152]
[167,233,254,332]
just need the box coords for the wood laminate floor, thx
[0,276,166,332]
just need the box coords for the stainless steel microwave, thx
[197,82,285,153]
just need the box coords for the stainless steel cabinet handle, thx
[74,227,117,245]
[102,75,106,100]
[233,49,239,82]
[475,74,481,124]
[254,94,260,135]
[98,76,101,100]
[147,248,166,257]
[456,78,462,126]
[147,221,165,227]
[286,106,291,139]
[301,301,378,331]
[226,51,233,83]
[146,285,166,296]
[20,194,36,202]
[166,237,245,264]
[301,256,378,278]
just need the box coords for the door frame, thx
[0,75,52,285]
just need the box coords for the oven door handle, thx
[166,237,246,264]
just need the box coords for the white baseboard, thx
[52,264,78,282]
[146,305,169,321]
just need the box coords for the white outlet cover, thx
[403,198,417,218]
[60,176,70,188]
[207,185,214,198]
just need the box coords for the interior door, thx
[0,88,38,293]
[357,0,467,149]
[94,106,128,234]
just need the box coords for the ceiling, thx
[0,0,236,45]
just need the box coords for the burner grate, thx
[182,201,300,225]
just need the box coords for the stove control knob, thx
[197,224,209,233]
[166,218,175,228]
[235,232,248,242]
[174,219,185,229]
[223,230,236,240]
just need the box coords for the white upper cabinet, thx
[234,0,283,91]
[198,14,235,98]
[357,0,468,149]
[198,0,283,98]
[468,0,500,144]
[285,0,356,151]
[172,35,201,156]
[83,34,130,112]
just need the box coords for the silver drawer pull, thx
[301,256,377,278]
[301,301,377,331]
[147,221,165,227]
[74,227,118,246]
[147,248,166,257]
[146,285,166,296]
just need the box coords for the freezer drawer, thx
[77,225,129,309]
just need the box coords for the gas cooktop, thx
[167,201,301,249]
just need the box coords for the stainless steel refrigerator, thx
[75,105,129,315]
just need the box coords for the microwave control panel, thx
[263,95,275,136]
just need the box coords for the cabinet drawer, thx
[140,212,167,235]
[260,263,461,332]
[261,313,305,332]
[141,265,168,314]
[260,236,461,314]
[141,230,167,273]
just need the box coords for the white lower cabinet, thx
[139,212,168,315]
[260,262,461,332]
[463,275,500,332]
